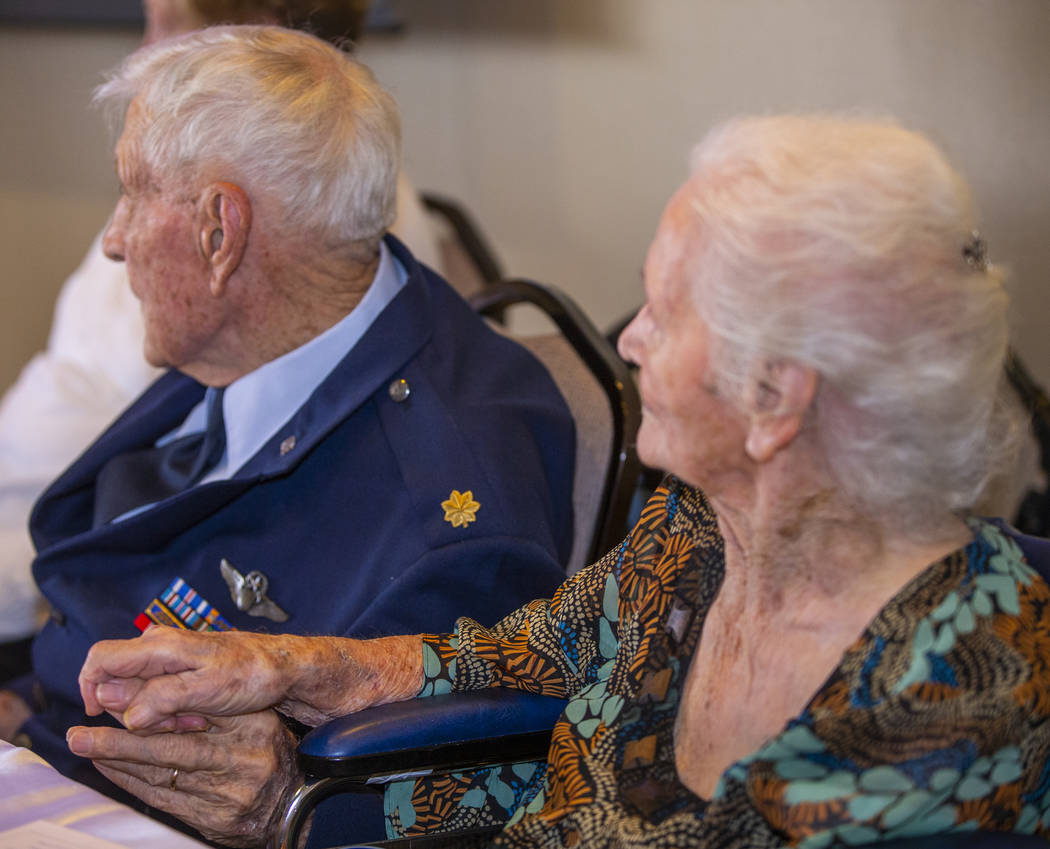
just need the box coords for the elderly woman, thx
[71,115,1050,848]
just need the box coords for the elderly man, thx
[75,115,1050,849]
[0,24,573,811]
[0,0,443,680]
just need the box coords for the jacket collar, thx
[234,234,434,478]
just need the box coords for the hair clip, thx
[962,231,988,271]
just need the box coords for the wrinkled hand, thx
[66,709,300,849]
[79,626,424,733]
[78,627,298,732]
[0,689,32,742]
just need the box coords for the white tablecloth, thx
[0,741,207,848]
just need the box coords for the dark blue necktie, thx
[93,387,226,527]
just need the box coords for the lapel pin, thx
[220,558,289,622]
[441,489,481,528]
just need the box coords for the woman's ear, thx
[743,360,818,463]
[196,182,252,297]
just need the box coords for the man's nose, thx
[101,199,127,263]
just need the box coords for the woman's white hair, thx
[684,114,1019,526]
[95,25,400,251]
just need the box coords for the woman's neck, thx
[707,449,972,624]
[674,456,972,800]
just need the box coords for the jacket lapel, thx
[30,372,205,551]
[235,235,435,479]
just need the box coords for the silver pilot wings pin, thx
[220,558,289,622]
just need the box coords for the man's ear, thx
[196,182,251,297]
[743,360,818,463]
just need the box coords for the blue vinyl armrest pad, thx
[299,690,567,761]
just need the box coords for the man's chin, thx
[142,347,172,371]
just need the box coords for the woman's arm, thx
[421,543,627,700]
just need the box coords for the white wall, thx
[1,0,1048,393]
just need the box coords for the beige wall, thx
[0,27,138,387]
[1,0,1048,395]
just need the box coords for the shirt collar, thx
[174,240,407,482]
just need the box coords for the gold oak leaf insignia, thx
[441,489,481,528]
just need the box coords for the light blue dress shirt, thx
[163,241,407,485]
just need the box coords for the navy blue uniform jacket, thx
[18,237,575,784]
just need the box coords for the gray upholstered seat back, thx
[518,333,614,574]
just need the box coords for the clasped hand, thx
[69,627,310,848]
[68,709,299,848]
[69,625,421,846]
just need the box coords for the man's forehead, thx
[114,130,142,180]
[118,97,149,144]
[114,98,154,184]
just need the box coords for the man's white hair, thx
[96,24,400,252]
[684,114,1019,526]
